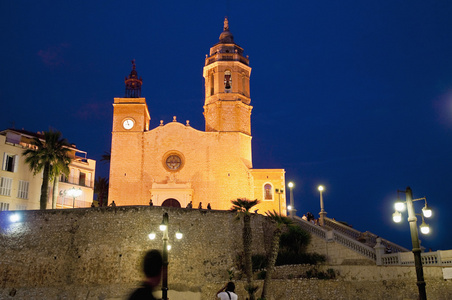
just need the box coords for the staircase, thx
[293,215,409,263]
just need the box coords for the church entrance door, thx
[161,198,181,208]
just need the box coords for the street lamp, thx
[67,187,82,208]
[318,185,326,226]
[287,182,296,218]
[148,212,183,300]
[275,188,284,215]
[392,187,432,300]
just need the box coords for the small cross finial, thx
[131,59,136,70]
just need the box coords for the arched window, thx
[224,70,232,92]
[264,183,273,201]
[210,73,214,96]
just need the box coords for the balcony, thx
[60,175,93,188]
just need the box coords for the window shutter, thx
[13,155,19,172]
[2,153,6,170]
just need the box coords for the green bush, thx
[234,252,268,273]
[276,251,326,266]
[279,225,311,254]
[252,254,267,271]
[305,268,336,280]
[257,270,266,279]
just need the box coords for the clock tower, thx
[110,61,151,204]
[112,60,150,133]
[203,17,252,135]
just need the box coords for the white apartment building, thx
[0,129,96,210]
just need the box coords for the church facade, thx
[109,18,287,214]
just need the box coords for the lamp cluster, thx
[148,213,183,251]
[392,198,432,234]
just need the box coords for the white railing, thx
[375,238,452,266]
[295,217,452,266]
[324,217,409,253]
[380,250,452,266]
[296,217,326,239]
[294,217,376,261]
[332,230,376,260]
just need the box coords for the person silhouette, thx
[216,281,238,300]
[128,249,163,300]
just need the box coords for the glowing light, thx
[422,206,432,218]
[288,182,294,188]
[287,205,292,211]
[392,211,402,223]
[394,202,406,212]
[148,232,156,240]
[159,224,167,231]
[420,221,430,234]
[167,244,172,251]
[175,231,183,240]
[67,187,82,197]
[318,185,324,192]
[9,213,20,223]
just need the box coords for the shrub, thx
[252,254,267,271]
[305,268,336,279]
[276,251,325,266]
[257,270,266,279]
[279,225,311,254]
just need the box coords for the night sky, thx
[2,1,452,251]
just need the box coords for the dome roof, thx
[219,17,234,43]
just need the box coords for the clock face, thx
[166,155,182,170]
[122,119,135,130]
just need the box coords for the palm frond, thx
[265,210,293,227]
[230,198,260,213]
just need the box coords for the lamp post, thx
[275,188,284,215]
[148,212,183,300]
[392,187,432,300]
[318,185,326,226]
[67,187,82,208]
[288,182,296,218]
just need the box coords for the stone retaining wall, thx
[0,206,451,300]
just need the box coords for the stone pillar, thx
[374,237,385,266]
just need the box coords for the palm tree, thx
[101,150,111,163]
[23,130,71,210]
[94,176,109,206]
[230,198,260,300]
[260,210,292,300]
[50,157,71,209]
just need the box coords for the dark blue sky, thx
[2,1,452,251]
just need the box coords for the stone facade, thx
[108,18,286,214]
[0,207,451,300]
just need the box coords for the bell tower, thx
[203,17,252,135]
[112,60,150,133]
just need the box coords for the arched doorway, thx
[161,198,181,208]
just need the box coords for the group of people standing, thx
[128,249,237,299]
[186,201,212,210]
[302,212,319,225]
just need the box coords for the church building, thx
[109,18,287,214]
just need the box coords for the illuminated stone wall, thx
[0,207,451,300]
